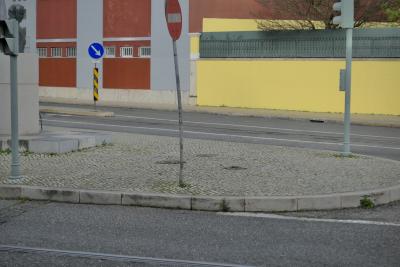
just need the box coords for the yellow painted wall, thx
[203,18,262,32]
[202,18,399,32]
[197,60,400,115]
[190,34,200,56]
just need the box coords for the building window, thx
[120,47,133,58]
[105,47,116,57]
[37,47,47,58]
[139,47,151,58]
[51,47,62,57]
[66,47,76,57]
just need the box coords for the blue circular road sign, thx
[88,42,104,60]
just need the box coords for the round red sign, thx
[165,0,182,41]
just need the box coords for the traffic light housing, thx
[332,0,354,29]
[0,19,18,56]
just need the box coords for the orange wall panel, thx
[103,58,150,89]
[104,0,151,37]
[39,59,76,87]
[37,0,77,39]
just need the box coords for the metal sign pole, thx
[9,52,21,180]
[8,17,21,181]
[173,40,184,186]
[343,28,353,156]
[93,62,98,110]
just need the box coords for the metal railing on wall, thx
[200,29,400,58]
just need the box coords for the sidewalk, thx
[39,98,400,128]
[1,131,400,212]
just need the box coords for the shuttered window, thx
[139,47,151,57]
[120,47,133,58]
[51,47,62,57]
[105,47,116,57]
[66,47,76,57]
[37,48,47,57]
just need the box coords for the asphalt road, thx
[1,200,400,267]
[40,103,400,161]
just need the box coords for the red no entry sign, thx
[165,0,182,41]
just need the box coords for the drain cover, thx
[223,166,247,171]
[310,119,325,123]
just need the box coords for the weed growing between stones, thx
[22,151,33,156]
[333,154,360,159]
[0,149,11,155]
[360,195,375,209]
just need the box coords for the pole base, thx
[341,152,352,158]
[8,175,24,182]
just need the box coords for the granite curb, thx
[1,184,399,212]
[40,108,114,118]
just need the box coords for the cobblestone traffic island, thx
[1,133,400,198]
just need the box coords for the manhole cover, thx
[223,166,247,171]
[156,160,186,165]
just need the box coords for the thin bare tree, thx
[254,0,391,30]
[384,0,400,22]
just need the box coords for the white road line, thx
[219,213,400,227]
[114,114,400,141]
[0,245,250,267]
[41,119,400,151]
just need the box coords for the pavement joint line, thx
[0,245,252,267]
[217,213,400,227]
[1,184,400,212]
[42,118,400,151]
[39,103,400,128]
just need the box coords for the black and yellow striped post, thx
[93,66,99,108]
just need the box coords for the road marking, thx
[114,114,400,141]
[219,213,400,227]
[0,245,251,267]
[90,45,101,56]
[41,119,400,151]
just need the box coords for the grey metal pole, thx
[9,53,22,180]
[343,28,353,156]
[173,40,184,187]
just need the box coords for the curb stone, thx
[40,108,114,118]
[298,195,341,211]
[1,184,400,212]
[21,186,79,203]
[80,190,122,205]
[122,193,191,210]
[246,197,297,212]
[0,185,21,199]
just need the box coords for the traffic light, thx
[0,19,18,56]
[0,0,18,56]
[332,0,354,29]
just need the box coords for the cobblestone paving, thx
[1,133,400,197]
